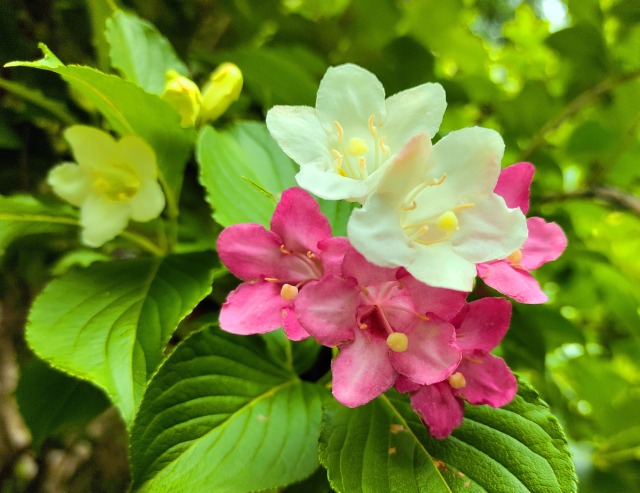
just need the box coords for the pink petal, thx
[410,382,465,439]
[317,236,351,278]
[270,188,332,254]
[282,307,309,341]
[389,318,461,385]
[452,298,512,352]
[331,329,397,407]
[342,246,400,287]
[397,271,468,320]
[217,223,320,283]
[456,351,517,407]
[394,375,421,394]
[477,261,548,304]
[295,277,358,347]
[519,217,567,271]
[219,282,287,335]
[494,162,535,214]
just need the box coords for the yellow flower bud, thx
[160,70,201,128]
[199,63,243,124]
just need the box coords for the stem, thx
[119,230,166,256]
[542,186,640,217]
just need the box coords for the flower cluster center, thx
[92,164,140,202]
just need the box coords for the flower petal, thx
[80,195,130,247]
[406,243,478,292]
[494,162,534,214]
[315,64,386,131]
[390,318,461,385]
[117,134,157,180]
[456,351,517,407]
[519,217,567,271]
[394,374,421,394]
[410,382,464,439]
[452,298,512,352]
[397,272,468,320]
[331,329,396,407]
[454,193,528,264]
[295,277,358,347]
[282,307,310,341]
[270,188,331,254]
[219,282,286,335]
[128,180,165,221]
[384,82,446,150]
[64,126,118,170]
[342,246,399,287]
[317,237,351,277]
[295,165,368,201]
[47,162,92,207]
[266,105,331,167]
[477,261,548,304]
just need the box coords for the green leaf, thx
[196,121,297,227]
[15,358,110,448]
[0,195,77,258]
[105,9,188,95]
[0,77,76,125]
[130,329,325,493]
[5,44,195,215]
[319,383,577,493]
[86,0,117,71]
[26,251,216,424]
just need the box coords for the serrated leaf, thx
[5,44,195,214]
[85,0,117,71]
[15,358,110,448]
[105,10,188,95]
[319,383,576,493]
[130,329,325,493]
[26,251,216,424]
[196,121,297,227]
[0,77,75,124]
[0,195,77,257]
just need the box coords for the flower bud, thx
[160,70,201,128]
[199,63,243,124]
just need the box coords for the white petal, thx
[295,165,368,201]
[384,82,446,149]
[454,193,528,263]
[428,127,504,199]
[315,64,386,130]
[266,105,331,167]
[64,126,117,171]
[80,195,130,247]
[47,162,92,206]
[128,180,166,222]
[117,134,157,180]
[406,243,477,291]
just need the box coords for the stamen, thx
[448,372,466,389]
[280,284,299,301]
[359,323,368,330]
[379,136,390,155]
[280,245,293,254]
[333,121,344,141]
[358,157,368,178]
[401,201,417,211]
[387,332,409,352]
[430,173,447,186]
[347,137,369,156]
[368,115,377,136]
[416,314,430,321]
[306,251,317,259]
[454,203,475,212]
[437,211,458,232]
[264,277,279,282]
[408,225,430,240]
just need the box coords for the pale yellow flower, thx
[199,62,243,124]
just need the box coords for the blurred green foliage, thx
[1,0,639,491]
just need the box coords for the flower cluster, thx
[217,64,567,438]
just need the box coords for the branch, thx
[543,186,640,216]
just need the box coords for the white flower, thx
[47,126,165,247]
[347,128,528,291]
[266,63,446,203]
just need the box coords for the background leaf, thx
[26,251,216,424]
[319,383,576,493]
[130,328,326,493]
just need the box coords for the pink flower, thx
[217,187,348,340]
[396,298,517,439]
[477,163,567,303]
[295,246,466,407]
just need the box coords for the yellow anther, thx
[454,203,475,212]
[368,115,377,136]
[280,284,299,301]
[333,121,344,141]
[430,173,447,186]
[347,137,369,156]
[401,201,417,211]
[264,277,279,282]
[379,136,390,154]
[280,245,292,254]
[306,251,317,259]
[416,314,430,321]
[359,323,368,330]
[507,249,523,266]
[437,211,459,232]
[386,332,409,352]
[448,372,467,389]
[358,157,367,178]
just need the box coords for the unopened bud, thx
[199,62,243,123]
[161,70,201,128]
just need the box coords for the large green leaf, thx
[319,384,576,493]
[0,195,77,257]
[130,329,325,493]
[26,251,216,424]
[5,44,195,215]
[196,121,297,227]
[105,9,188,95]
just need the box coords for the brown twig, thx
[543,186,640,216]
